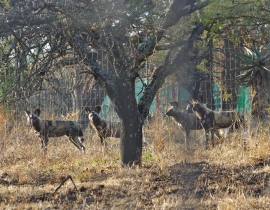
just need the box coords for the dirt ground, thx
[0,156,269,209]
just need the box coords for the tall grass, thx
[0,110,270,209]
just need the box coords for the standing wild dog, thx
[190,99,244,149]
[85,105,120,145]
[25,108,85,153]
[166,101,221,149]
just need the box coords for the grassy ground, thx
[1,114,270,209]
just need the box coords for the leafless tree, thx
[0,0,210,166]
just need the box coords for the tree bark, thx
[120,116,142,167]
[105,76,143,166]
[251,88,268,119]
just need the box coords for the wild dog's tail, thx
[80,136,85,143]
[78,129,85,143]
[76,128,85,152]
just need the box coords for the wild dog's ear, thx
[198,94,204,103]
[186,103,193,112]
[84,107,91,114]
[24,111,30,117]
[34,108,41,116]
[189,98,196,105]
[94,105,101,114]
[170,101,178,108]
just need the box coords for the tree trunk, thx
[120,115,143,167]
[106,76,143,166]
[251,89,268,119]
[249,73,270,120]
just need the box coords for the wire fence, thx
[0,38,252,139]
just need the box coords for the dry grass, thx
[0,112,270,209]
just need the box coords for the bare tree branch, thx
[156,39,185,51]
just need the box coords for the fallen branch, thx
[53,175,78,194]
[0,179,10,186]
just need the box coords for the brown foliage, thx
[0,114,270,208]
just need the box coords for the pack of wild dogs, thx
[25,98,245,153]
[25,105,121,154]
[166,99,245,149]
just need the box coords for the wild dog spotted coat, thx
[85,105,120,145]
[25,108,85,153]
[166,101,202,148]
[190,99,244,149]
[166,101,221,149]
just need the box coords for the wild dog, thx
[85,105,120,145]
[25,108,85,153]
[166,101,221,149]
[190,99,244,149]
